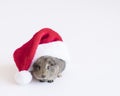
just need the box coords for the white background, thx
[0,0,120,96]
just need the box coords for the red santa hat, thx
[13,28,69,85]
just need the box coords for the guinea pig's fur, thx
[31,56,66,83]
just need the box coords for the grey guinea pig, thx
[31,56,66,83]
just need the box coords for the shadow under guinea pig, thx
[0,64,17,85]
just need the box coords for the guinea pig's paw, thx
[47,80,54,83]
[39,80,46,82]
[57,73,62,78]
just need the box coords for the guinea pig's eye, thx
[34,65,41,70]
[37,66,41,70]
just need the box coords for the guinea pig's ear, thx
[53,58,66,71]
[58,58,65,65]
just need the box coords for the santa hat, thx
[13,28,69,85]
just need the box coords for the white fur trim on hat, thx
[15,70,32,85]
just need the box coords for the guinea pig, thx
[31,56,66,83]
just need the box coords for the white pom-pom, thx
[15,70,32,85]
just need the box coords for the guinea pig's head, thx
[32,56,61,81]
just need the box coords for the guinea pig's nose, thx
[41,75,46,78]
